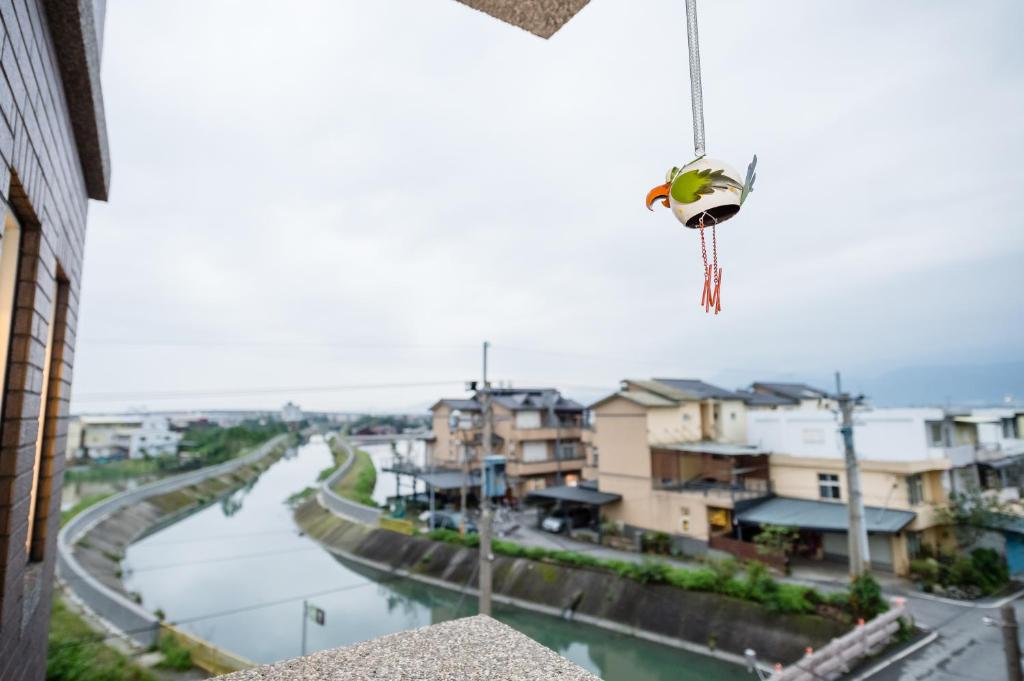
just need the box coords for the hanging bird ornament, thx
[645,0,757,315]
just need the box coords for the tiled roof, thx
[752,382,832,401]
[651,378,745,401]
[735,390,798,407]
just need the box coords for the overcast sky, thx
[71,0,1024,414]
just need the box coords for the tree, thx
[936,487,1011,548]
[754,524,799,558]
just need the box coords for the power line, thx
[72,380,464,403]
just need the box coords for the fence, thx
[161,623,254,675]
[57,434,290,648]
[770,599,909,681]
[708,534,788,572]
[319,437,383,526]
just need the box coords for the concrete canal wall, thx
[57,434,291,655]
[294,500,848,665]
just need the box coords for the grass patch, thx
[48,596,155,681]
[60,493,113,527]
[286,487,317,506]
[333,448,377,507]
[429,530,845,615]
[156,634,193,670]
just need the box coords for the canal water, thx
[123,437,748,681]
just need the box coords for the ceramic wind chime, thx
[645,0,757,315]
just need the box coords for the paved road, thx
[496,509,1021,680]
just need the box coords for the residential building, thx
[587,378,768,555]
[427,388,586,498]
[745,407,959,575]
[0,1,111,678]
[748,381,837,411]
[65,415,182,461]
[281,401,303,431]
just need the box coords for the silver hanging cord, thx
[685,0,705,157]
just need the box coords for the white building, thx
[282,402,303,429]
[65,415,182,461]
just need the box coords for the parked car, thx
[424,511,478,534]
[540,507,591,534]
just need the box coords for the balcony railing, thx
[653,477,772,502]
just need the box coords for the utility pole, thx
[1002,605,1023,681]
[479,341,494,616]
[836,371,870,578]
[300,600,308,656]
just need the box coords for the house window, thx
[907,474,925,505]
[557,442,578,460]
[906,531,923,559]
[1003,419,1018,439]
[818,473,841,500]
[925,421,946,447]
[0,209,21,416]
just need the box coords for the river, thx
[122,436,748,681]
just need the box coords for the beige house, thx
[427,388,587,498]
[588,379,769,554]
[745,407,962,575]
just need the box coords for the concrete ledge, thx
[216,615,599,681]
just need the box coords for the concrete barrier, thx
[161,623,255,675]
[770,599,910,681]
[57,434,290,649]
[319,437,383,526]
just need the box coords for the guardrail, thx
[319,437,383,526]
[769,599,909,681]
[57,434,290,648]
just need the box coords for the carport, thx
[524,484,621,539]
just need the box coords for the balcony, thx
[653,476,772,503]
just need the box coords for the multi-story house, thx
[745,407,963,575]
[587,378,769,555]
[741,381,837,411]
[0,2,111,678]
[427,387,586,498]
[65,415,182,461]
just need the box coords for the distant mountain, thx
[707,361,1024,409]
[854,362,1024,408]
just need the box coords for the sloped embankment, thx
[73,449,286,601]
[294,500,847,663]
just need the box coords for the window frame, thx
[818,472,841,500]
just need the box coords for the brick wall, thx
[0,1,97,680]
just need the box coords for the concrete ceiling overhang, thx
[454,0,591,38]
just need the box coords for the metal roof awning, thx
[419,470,481,491]
[525,485,622,506]
[655,442,768,457]
[737,497,916,534]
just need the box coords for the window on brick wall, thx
[0,209,21,413]
[27,276,69,562]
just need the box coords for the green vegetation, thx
[67,422,288,484]
[60,493,114,527]
[333,448,377,507]
[426,529,860,616]
[48,596,155,681]
[181,422,288,468]
[65,458,170,483]
[156,634,193,670]
[754,524,799,559]
[286,487,317,507]
[910,547,1009,598]
[848,574,888,620]
[347,414,428,434]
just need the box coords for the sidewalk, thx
[497,510,910,597]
